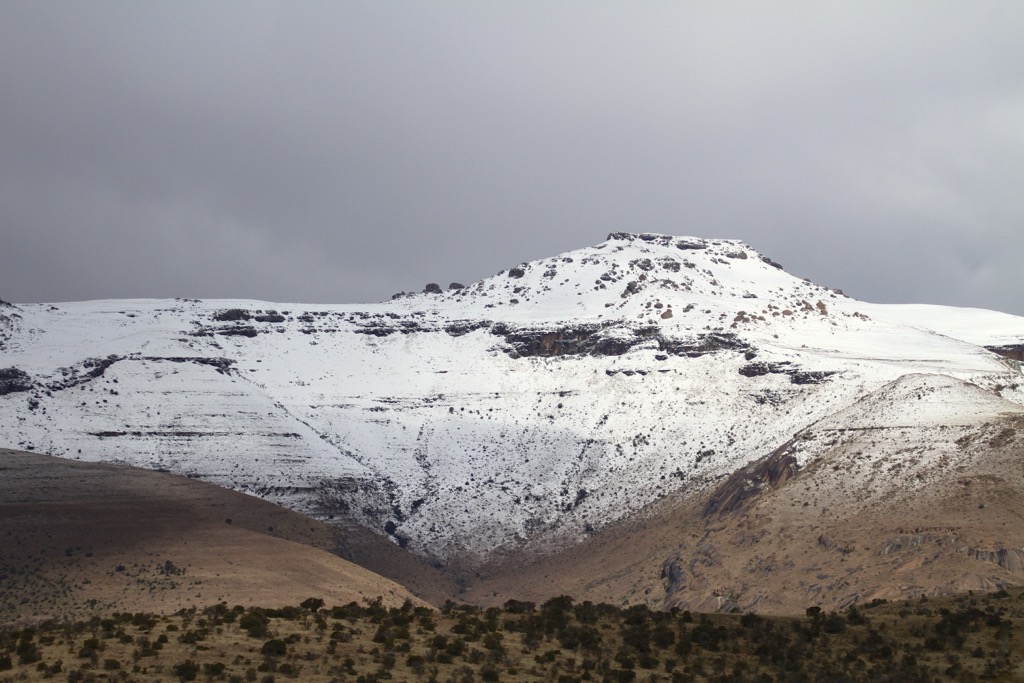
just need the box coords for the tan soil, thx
[0,450,429,624]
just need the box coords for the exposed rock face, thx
[738,362,837,385]
[44,356,123,391]
[963,547,1024,575]
[218,326,259,337]
[0,367,32,395]
[489,324,762,362]
[214,308,251,322]
[987,344,1024,362]
[491,323,623,358]
[424,283,443,294]
[702,438,800,517]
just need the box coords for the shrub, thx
[240,611,270,638]
[822,613,846,634]
[504,600,535,614]
[205,662,227,676]
[17,641,40,664]
[261,639,287,657]
[172,659,200,681]
[300,597,325,612]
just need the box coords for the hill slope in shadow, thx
[0,449,439,624]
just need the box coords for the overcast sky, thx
[2,2,1023,315]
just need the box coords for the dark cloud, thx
[2,2,1022,314]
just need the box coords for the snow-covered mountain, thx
[2,233,1023,573]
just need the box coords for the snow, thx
[1,233,1022,564]
[865,303,1024,347]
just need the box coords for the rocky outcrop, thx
[218,326,259,337]
[444,320,491,337]
[45,355,123,391]
[702,437,800,517]
[43,355,235,392]
[987,344,1024,362]
[739,361,837,385]
[214,308,251,322]
[142,356,236,375]
[606,232,708,251]
[0,367,32,395]
[491,323,614,358]
[491,323,752,360]
[963,547,1024,575]
[659,332,750,358]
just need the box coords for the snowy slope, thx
[2,233,1022,566]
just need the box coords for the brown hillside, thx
[0,449,432,624]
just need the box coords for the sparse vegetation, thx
[2,591,1023,682]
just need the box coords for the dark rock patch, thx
[444,320,490,337]
[739,361,835,384]
[492,323,749,361]
[218,326,259,338]
[44,355,125,391]
[213,308,252,322]
[491,323,605,358]
[659,333,749,358]
[0,367,32,395]
[790,370,837,385]
[703,437,800,517]
[739,363,772,377]
[987,344,1024,362]
[354,326,396,337]
[141,356,236,375]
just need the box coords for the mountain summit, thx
[2,233,1023,610]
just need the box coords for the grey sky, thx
[2,2,1023,315]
